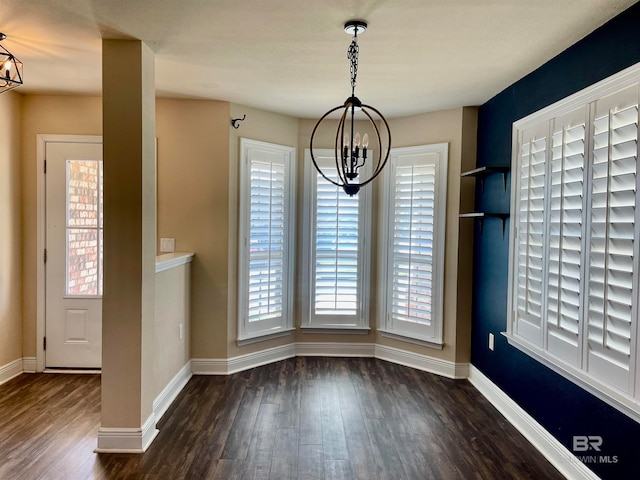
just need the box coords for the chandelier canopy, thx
[309,20,391,196]
[0,33,23,94]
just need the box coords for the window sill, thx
[379,329,444,350]
[300,326,370,335]
[503,332,640,424]
[237,328,296,347]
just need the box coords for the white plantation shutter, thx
[315,179,359,315]
[514,124,548,344]
[302,150,371,329]
[381,144,448,344]
[585,85,639,392]
[508,70,640,420]
[248,160,286,322]
[391,163,435,326]
[239,139,295,340]
[546,109,587,365]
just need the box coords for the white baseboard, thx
[22,357,37,373]
[153,361,192,423]
[191,357,228,375]
[96,363,191,453]
[95,414,158,453]
[0,358,23,386]
[191,342,468,380]
[192,343,296,375]
[468,365,599,480]
[375,344,469,379]
[296,342,375,357]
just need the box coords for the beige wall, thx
[16,95,476,374]
[20,95,233,363]
[156,98,230,359]
[154,261,191,399]
[21,95,103,358]
[0,92,23,368]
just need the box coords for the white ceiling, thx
[1,0,637,118]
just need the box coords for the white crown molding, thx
[95,414,158,453]
[0,358,23,386]
[468,365,599,480]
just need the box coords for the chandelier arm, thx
[334,110,350,186]
[359,107,383,175]
[310,105,344,187]
[342,107,392,189]
[362,104,392,180]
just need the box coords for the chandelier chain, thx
[348,37,359,94]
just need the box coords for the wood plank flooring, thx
[0,358,565,479]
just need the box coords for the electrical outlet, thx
[489,333,495,351]
[179,323,184,340]
[160,237,175,253]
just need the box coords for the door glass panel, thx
[66,159,103,296]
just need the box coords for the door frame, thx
[36,134,103,372]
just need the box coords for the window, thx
[66,159,104,296]
[379,144,448,346]
[302,149,372,330]
[508,65,640,421]
[238,138,296,342]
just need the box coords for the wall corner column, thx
[98,39,157,453]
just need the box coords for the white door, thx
[45,141,103,368]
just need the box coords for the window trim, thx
[301,148,372,330]
[237,138,296,342]
[378,143,449,346]
[506,61,640,423]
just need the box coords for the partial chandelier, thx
[309,20,391,196]
[0,33,23,94]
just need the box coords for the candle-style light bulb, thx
[2,59,11,79]
[362,133,369,160]
[343,133,349,159]
[354,132,361,147]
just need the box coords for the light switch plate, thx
[160,237,175,253]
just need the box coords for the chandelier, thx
[0,33,23,94]
[309,20,391,196]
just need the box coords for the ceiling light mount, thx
[310,20,391,196]
[0,32,24,94]
[344,20,367,36]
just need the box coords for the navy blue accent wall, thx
[473,3,640,478]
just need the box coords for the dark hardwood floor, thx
[0,357,564,479]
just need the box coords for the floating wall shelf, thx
[460,165,509,192]
[459,166,511,237]
[459,212,510,236]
